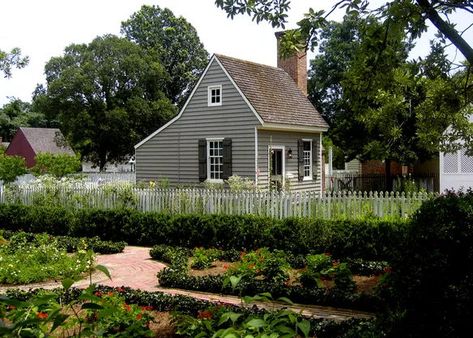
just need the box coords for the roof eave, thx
[258,122,328,133]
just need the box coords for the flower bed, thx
[0,232,94,284]
[1,285,377,338]
[153,245,386,311]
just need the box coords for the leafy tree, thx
[0,149,27,183]
[121,5,209,105]
[0,47,29,78]
[35,35,176,170]
[310,14,472,188]
[31,153,81,178]
[215,0,473,65]
[0,98,47,141]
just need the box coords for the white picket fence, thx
[0,185,435,219]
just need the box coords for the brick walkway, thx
[0,246,373,321]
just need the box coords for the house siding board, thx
[257,130,322,193]
[136,59,259,184]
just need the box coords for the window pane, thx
[208,140,223,180]
[303,141,311,151]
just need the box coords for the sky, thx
[1,0,472,105]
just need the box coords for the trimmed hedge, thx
[0,204,409,260]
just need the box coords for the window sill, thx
[303,177,313,181]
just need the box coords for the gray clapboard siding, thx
[136,59,260,184]
[257,130,322,193]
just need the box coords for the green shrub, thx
[225,248,290,284]
[31,152,81,177]
[0,230,126,254]
[191,247,222,269]
[0,204,408,260]
[300,254,356,293]
[0,152,27,183]
[380,190,473,338]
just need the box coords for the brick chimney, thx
[275,31,307,95]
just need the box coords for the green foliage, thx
[0,47,29,78]
[0,151,27,183]
[102,181,138,209]
[150,244,191,266]
[215,0,473,65]
[191,247,223,270]
[1,285,378,338]
[225,175,256,191]
[0,204,409,261]
[0,98,47,141]
[300,254,356,293]
[0,230,125,255]
[218,1,473,161]
[121,4,209,106]
[0,286,154,337]
[35,34,176,170]
[225,248,290,284]
[379,190,473,337]
[153,244,374,310]
[174,304,312,338]
[0,232,94,284]
[31,152,81,177]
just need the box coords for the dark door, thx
[270,148,283,191]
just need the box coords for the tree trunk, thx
[385,159,393,192]
[416,0,473,65]
[99,153,107,172]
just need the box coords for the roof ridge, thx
[214,53,284,72]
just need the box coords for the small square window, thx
[208,85,222,106]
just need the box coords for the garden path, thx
[0,246,374,322]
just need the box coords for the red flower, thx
[223,264,229,270]
[116,287,125,293]
[136,313,143,320]
[141,305,153,311]
[107,291,114,297]
[383,266,392,274]
[36,312,48,319]
[197,310,213,319]
[123,303,132,312]
[94,291,102,297]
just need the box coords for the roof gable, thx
[19,127,75,155]
[216,54,328,129]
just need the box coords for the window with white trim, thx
[208,85,222,106]
[207,140,223,180]
[303,140,312,179]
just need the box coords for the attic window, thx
[208,85,222,106]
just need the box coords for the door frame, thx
[268,145,285,189]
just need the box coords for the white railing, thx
[0,185,435,219]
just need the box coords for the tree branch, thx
[416,0,473,65]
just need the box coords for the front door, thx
[270,147,284,191]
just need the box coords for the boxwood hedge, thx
[0,204,409,260]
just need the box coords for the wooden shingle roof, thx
[216,54,328,129]
[19,127,75,155]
